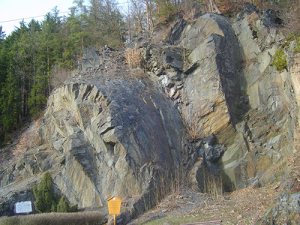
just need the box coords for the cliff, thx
[1,3,300,223]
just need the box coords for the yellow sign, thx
[107,196,122,215]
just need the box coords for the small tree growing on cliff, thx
[33,172,56,213]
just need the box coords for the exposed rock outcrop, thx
[219,6,297,190]
[1,4,300,222]
[41,58,186,207]
[137,6,298,192]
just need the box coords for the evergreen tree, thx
[154,0,177,22]
[88,0,125,49]
[57,195,69,213]
[27,10,62,118]
[60,2,88,69]
[0,2,128,143]
[14,26,41,119]
[0,73,20,141]
[33,172,56,213]
[0,26,5,44]
[0,25,8,101]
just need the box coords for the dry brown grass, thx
[13,118,43,157]
[203,168,223,201]
[130,183,280,225]
[0,211,105,225]
[50,68,73,89]
[186,123,200,141]
[182,7,197,21]
[125,48,142,69]
[152,166,186,209]
[186,112,205,141]
[247,12,259,25]
[281,4,300,36]
[223,184,279,224]
[215,0,245,16]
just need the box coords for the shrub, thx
[69,204,78,213]
[125,48,142,69]
[50,68,73,89]
[271,48,287,72]
[295,36,300,53]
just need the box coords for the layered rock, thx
[180,13,242,141]
[138,6,299,191]
[41,67,186,207]
[219,6,298,190]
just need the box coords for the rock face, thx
[180,13,242,142]
[138,6,298,191]
[219,6,297,190]
[41,66,185,207]
[1,4,300,220]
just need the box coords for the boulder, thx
[41,71,186,207]
[179,13,242,141]
[198,135,225,164]
[82,47,101,70]
[161,47,183,71]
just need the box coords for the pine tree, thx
[14,26,41,119]
[0,73,20,141]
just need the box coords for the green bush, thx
[295,37,300,54]
[271,48,287,72]
[69,204,79,213]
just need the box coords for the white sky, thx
[0,0,130,37]
[0,0,86,36]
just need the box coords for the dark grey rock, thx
[82,47,100,70]
[167,19,187,45]
[197,135,225,165]
[261,9,283,28]
[239,3,258,15]
[161,48,183,70]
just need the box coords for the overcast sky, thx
[0,0,87,36]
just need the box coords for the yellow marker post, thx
[107,196,122,225]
